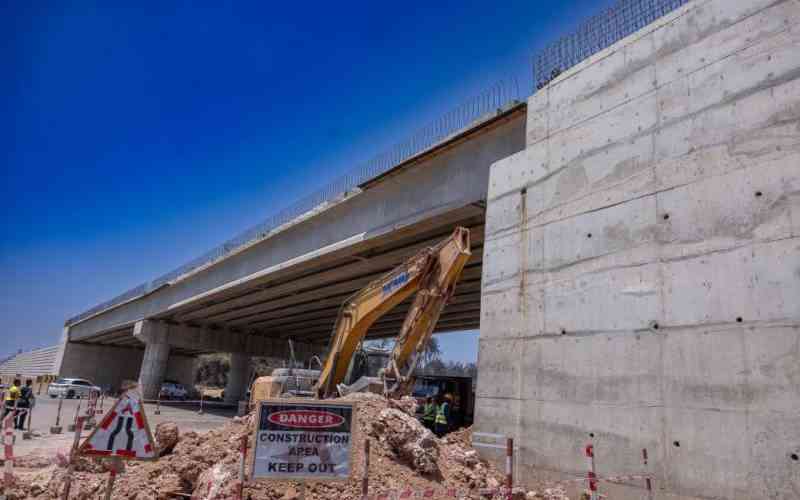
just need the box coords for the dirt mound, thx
[7,394,570,499]
[154,421,180,456]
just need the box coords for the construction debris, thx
[4,394,570,499]
[154,422,179,456]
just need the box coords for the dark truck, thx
[411,375,474,429]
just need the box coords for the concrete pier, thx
[224,352,250,404]
[134,320,171,399]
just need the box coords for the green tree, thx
[422,336,442,365]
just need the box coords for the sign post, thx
[51,394,64,434]
[251,400,355,483]
[73,389,158,499]
[79,390,157,461]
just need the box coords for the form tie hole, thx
[589,433,595,438]
[736,317,743,323]
[673,441,681,448]
[561,329,567,335]
[791,453,799,461]
[587,233,592,238]
[755,191,763,197]
[663,214,670,220]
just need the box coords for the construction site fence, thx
[533,0,689,89]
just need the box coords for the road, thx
[8,394,237,459]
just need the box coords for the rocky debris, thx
[13,454,53,468]
[396,395,418,415]
[8,394,568,499]
[155,421,179,456]
[194,461,240,500]
[370,407,439,474]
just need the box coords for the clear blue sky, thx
[2,0,614,360]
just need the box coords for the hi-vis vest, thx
[435,402,449,425]
[423,403,435,421]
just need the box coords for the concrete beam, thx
[133,320,314,359]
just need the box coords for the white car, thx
[159,381,189,400]
[48,378,101,399]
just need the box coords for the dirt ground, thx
[1,394,574,500]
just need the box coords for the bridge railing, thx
[65,78,523,326]
[68,0,693,327]
[533,0,689,89]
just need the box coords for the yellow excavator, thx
[315,226,471,399]
[247,226,471,405]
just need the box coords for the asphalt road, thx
[8,395,237,459]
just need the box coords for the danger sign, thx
[78,390,157,461]
[252,400,354,480]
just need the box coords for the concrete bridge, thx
[59,102,527,401]
[56,0,799,498]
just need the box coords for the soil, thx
[2,393,571,499]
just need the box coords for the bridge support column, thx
[224,352,250,404]
[134,320,171,400]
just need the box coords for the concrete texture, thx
[224,352,250,403]
[135,320,171,399]
[58,343,144,391]
[477,0,800,499]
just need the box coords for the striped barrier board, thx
[3,412,14,487]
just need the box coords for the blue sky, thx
[2,0,614,360]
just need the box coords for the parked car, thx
[47,378,101,399]
[159,381,189,400]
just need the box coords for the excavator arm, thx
[315,227,471,399]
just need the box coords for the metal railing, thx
[534,0,689,89]
[66,79,523,326]
[68,0,692,327]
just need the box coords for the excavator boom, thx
[315,227,471,399]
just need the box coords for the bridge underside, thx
[73,208,485,352]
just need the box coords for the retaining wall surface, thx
[476,0,800,498]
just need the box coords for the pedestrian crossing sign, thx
[79,389,157,461]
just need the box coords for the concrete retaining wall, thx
[476,0,800,498]
[0,345,60,378]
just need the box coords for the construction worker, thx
[422,396,436,431]
[3,378,21,422]
[434,394,450,437]
[16,379,34,430]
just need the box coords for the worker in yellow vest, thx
[3,378,21,422]
[421,396,436,431]
[434,394,450,437]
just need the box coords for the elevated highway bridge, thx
[60,102,527,401]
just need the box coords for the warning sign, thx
[251,400,354,480]
[78,390,157,461]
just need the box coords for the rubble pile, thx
[4,394,571,499]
